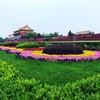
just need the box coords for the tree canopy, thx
[0,37,4,42]
[68,30,75,36]
[22,32,38,39]
[43,32,59,41]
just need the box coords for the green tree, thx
[23,32,38,39]
[37,33,41,38]
[68,30,75,36]
[0,37,4,42]
[43,32,59,41]
[54,31,59,37]
[43,34,51,41]
[89,31,94,34]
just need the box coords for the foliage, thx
[39,42,52,47]
[43,32,59,41]
[37,33,42,38]
[20,31,60,41]
[68,30,75,36]
[16,42,39,48]
[0,37,4,42]
[89,31,94,34]
[0,59,100,99]
[0,42,8,46]
[54,31,59,36]
[43,44,83,54]
[22,32,38,39]
[43,34,51,41]
[40,41,100,50]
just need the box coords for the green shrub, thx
[0,42,8,46]
[0,60,100,99]
[16,42,39,48]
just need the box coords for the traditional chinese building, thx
[12,25,34,40]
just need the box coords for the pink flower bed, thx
[0,46,100,62]
[19,51,100,62]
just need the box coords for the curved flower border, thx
[0,46,100,62]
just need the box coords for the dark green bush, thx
[43,44,83,55]
[16,42,39,48]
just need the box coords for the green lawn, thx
[0,50,100,85]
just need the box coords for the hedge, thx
[16,42,39,48]
[39,41,100,50]
[0,42,8,46]
[0,60,100,99]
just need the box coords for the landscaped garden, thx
[0,41,100,99]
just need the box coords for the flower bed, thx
[0,46,100,62]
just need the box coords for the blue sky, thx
[0,0,100,38]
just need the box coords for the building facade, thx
[7,25,34,41]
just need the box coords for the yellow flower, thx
[32,50,97,57]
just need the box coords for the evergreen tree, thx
[0,37,4,42]
[68,30,75,36]
[23,32,38,39]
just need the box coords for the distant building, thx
[12,25,34,40]
[7,25,34,41]
[76,30,90,35]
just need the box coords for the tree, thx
[37,33,41,38]
[0,37,4,42]
[23,32,38,39]
[54,31,59,37]
[43,32,59,41]
[43,34,51,41]
[68,30,75,36]
[89,31,94,34]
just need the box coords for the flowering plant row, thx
[0,46,100,62]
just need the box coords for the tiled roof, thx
[14,25,34,32]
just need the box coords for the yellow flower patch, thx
[32,50,97,57]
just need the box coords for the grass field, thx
[0,50,100,85]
